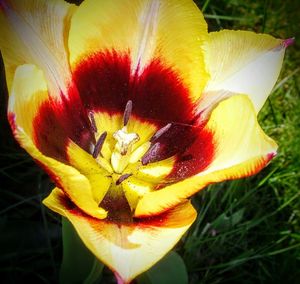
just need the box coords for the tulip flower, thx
[0,0,290,283]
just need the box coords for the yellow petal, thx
[135,95,277,217]
[133,157,175,183]
[43,187,196,283]
[8,64,106,218]
[203,30,285,112]
[69,0,209,101]
[8,119,106,219]
[0,0,76,95]
[8,64,49,139]
[67,141,112,205]
[122,176,153,211]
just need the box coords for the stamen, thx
[88,111,97,133]
[141,142,161,165]
[150,123,172,143]
[116,173,132,185]
[123,100,133,126]
[92,131,107,158]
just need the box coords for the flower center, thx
[87,100,174,220]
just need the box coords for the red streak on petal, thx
[68,197,173,228]
[72,50,194,124]
[132,58,194,123]
[267,151,277,161]
[8,112,69,193]
[33,88,94,162]
[73,50,131,114]
[140,122,215,179]
[7,112,16,132]
[0,1,8,12]
[168,127,215,180]
[115,274,129,284]
[142,123,197,164]
[33,101,69,161]
[283,38,295,48]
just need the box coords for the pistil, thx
[111,101,140,173]
[113,128,140,156]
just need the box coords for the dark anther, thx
[123,100,133,126]
[141,142,161,165]
[150,123,172,143]
[88,111,97,133]
[116,173,132,185]
[92,131,107,158]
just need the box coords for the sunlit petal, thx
[67,141,112,205]
[43,187,196,283]
[69,0,209,101]
[203,30,286,112]
[0,0,75,95]
[135,95,277,217]
[8,116,106,220]
[8,64,49,139]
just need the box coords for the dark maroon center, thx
[72,50,195,124]
[33,50,214,181]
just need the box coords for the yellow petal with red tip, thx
[9,125,107,220]
[204,30,285,112]
[69,0,209,101]
[0,0,75,95]
[135,95,277,217]
[43,187,196,283]
[8,64,49,139]
[8,67,106,219]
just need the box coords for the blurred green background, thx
[0,0,299,283]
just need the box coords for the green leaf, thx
[137,251,188,284]
[60,218,104,284]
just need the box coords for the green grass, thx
[0,0,299,283]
